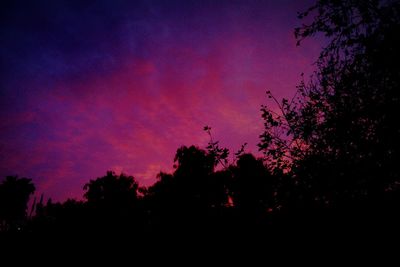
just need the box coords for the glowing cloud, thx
[0,0,320,201]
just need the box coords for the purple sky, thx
[0,0,322,201]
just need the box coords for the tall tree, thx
[259,0,400,209]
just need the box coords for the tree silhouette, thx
[144,145,230,229]
[230,154,275,218]
[84,171,139,206]
[0,176,35,232]
[259,0,400,212]
[83,171,141,232]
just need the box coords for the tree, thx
[230,154,275,216]
[84,171,139,204]
[0,176,35,231]
[142,145,232,231]
[259,0,400,210]
[83,171,139,221]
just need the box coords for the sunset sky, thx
[0,0,322,201]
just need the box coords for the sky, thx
[0,0,321,201]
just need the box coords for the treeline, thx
[1,0,400,237]
[0,148,283,235]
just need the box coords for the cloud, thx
[0,0,321,201]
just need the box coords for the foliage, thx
[259,0,400,208]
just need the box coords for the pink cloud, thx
[0,19,321,201]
